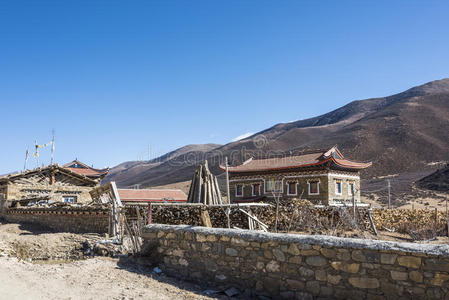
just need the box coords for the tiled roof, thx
[118,189,187,202]
[62,160,109,178]
[222,148,371,173]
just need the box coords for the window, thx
[348,182,355,196]
[252,184,261,196]
[287,182,297,195]
[335,181,342,195]
[235,185,243,197]
[62,196,77,203]
[265,178,282,193]
[308,181,319,195]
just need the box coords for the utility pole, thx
[225,157,231,228]
[387,179,391,209]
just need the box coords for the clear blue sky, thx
[1,0,448,173]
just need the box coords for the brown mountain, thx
[107,78,449,188]
[416,164,449,192]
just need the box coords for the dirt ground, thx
[0,222,217,300]
[0,256,215,300]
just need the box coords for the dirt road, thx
[0,256,214,300]
[0,222,216,300]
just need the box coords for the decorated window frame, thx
[307,180,320,195]
[251,183,261,196]
[235,184,244,197]
[335,179,343,195]
[348,181,355,196]
[286,181,298,196]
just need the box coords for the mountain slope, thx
[107,78,449,187]
[104,144,221,187]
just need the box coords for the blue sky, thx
[1,0,448,173]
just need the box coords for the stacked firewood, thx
[187,161,223,205]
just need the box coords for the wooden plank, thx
[200,209,212,227]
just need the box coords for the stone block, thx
[266,260,280,272]
[320,248,336,258]
[409,271,423,283]
[397,256,421,269]
[305,256,327,267]
[331,261,360,273]
[225,248,238,256]
[286,279,304,290]
[390,271,408,281]
[287,244,300,255]
[348,277,380,289]
[380,253,397,265]
[315,269,327,281]
[273,249,286,262]
[327,274,342,285]
[352,250,366,262]
[431,273,449,286]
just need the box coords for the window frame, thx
[251,183,261,196]
[335,180,342,195]
[286,181,298,196]
[235,184,244,197]
[307,180,320,195]
[348,182,355,196]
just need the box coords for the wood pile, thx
[372,208,447,230]
[187,161,223,205]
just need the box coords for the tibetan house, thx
[63,159,109,180]
[0,162,108,209]
[222,147,371,206]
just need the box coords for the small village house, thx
[222,147,371,206]
[0,160,108,209]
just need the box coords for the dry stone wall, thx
[1,207,109,233]
[142,224,449,299]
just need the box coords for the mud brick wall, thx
[143,224,449,299]
[1,207,109,234]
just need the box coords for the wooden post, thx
[148,203,152,224]
[368,209,378,236]
[225,157,231,228]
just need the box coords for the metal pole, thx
[387,180,391,209]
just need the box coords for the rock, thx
[266,261,280,272]
[380,253,397,265]
[331,261,360,273]
[431,273,449,286]
[397,256,421,269]
[225,287,240,297]
[286,279,304,290]
[348,277,380,289]
[327,274,342,285]
[225,248,238,256]
[305,256,327,267]
[409,271,423,283]
[390,271,408,281]
[273,249,286,262]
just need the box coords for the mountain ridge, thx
[106,78,449,188]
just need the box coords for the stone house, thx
[222,147,371,206]
[0,162,107,209]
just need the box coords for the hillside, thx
[416,164,449,192]
[107,78,449,188]
[104,144,221,187]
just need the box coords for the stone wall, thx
[1,207,109,234]
[142,224,449,299]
